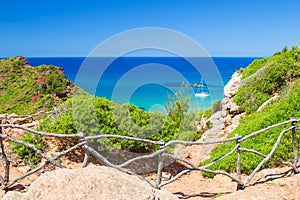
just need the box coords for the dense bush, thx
[46,69,68,95]
[12,133,47,166]
[39,90,199,153]
[234,47,300,114]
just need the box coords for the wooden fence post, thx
[291,120,299,168]
[236,135,244,190]
[79,132,89,168]
[156,140,165,189]
[0,119,10,187]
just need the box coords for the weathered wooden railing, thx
[0,113,299,191]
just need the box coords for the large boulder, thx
[3,166,178,200]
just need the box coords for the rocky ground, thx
[159,142,300,200]
[167,167,300,200]
[1,138,299,200]
[143,108,300,200]
[1,118,300,200]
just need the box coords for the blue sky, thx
[1,0,300,57]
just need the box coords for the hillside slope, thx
[0,56,199,165]
[200,46,300,176]
[235,46,300,113]
[0,56,76,114]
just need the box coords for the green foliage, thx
[234,47,300,114]
[163,86,198,142]
[40,95,161,152]
[12,133,47,166]
[240,58,268,79]
[40,87,199,153]
[0,56,74,115]
[216,193,224,198]
[46,70,68,95]
[176,130,200,141]
[12,60,25,72]
[200,76,300,178]
[199,100,222,119]
[211,100,222,113]
[0,56,76,165]
[1,56,201,163]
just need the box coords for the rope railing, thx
[0,115,299,191]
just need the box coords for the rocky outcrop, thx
[224,72,241,99]
[190,71,245,162]
[196,111,226,161]
[2,166,178,200]
[222,71,245,135]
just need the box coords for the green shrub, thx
[37,82,47,93]
[211,100,222,113]
[200,78,300,178]
[12,133,47,166]
[176,131,200,141]
[234,47,300,114]
[241,58,268,79]
[12,59,25,72]
[39,88,199,153]
[46,71,67,95]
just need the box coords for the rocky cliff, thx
[221,71,245,135]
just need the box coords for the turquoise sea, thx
[27,57,258,112]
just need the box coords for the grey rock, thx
[3,166,178,200]
[223,72,241,98]
[221,71,245,135]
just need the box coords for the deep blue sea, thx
[25,57,257,112]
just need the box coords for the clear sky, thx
[1,0,300,57]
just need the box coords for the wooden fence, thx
[0,112,299,191]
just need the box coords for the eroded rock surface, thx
[222,71,245,135]
[3,166,178,200]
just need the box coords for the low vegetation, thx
[7,47,300,175]
[38,90,200,153]
[2,60,201,163]
[12,133,47,166]
[0,56,75,114]
[200,47,300,177]
[234,46,300,114]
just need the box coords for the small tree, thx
[282,46,288,53]
[163,84,198,142]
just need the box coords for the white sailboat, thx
[195,78,209,98]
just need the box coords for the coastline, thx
[24,57,256,112]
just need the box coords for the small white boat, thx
[195,92,209,98]
[195,78,209,98]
